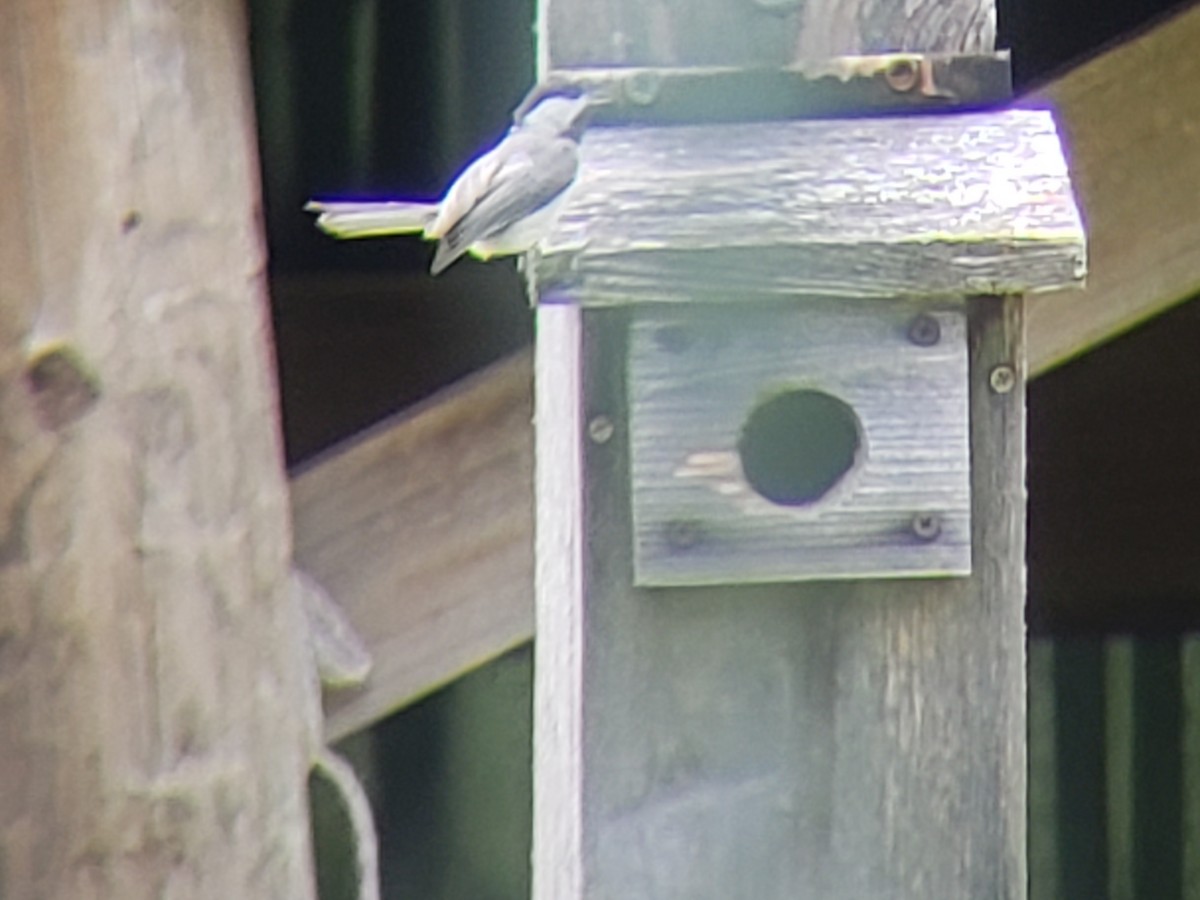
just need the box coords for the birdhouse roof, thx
[533,108,1086,305]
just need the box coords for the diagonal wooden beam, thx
[1025,2,1200,374]
[292,353,535,741]
[295,4,1200,739]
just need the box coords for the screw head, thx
[906,313,941,347]
[989,364,1016,394]
[623,71,661,106]
[653,324,693,353]
[911,512,942,542]
[587,415,615,444]
[885,59,920,93]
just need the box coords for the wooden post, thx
[0,3,317,897]
[532,2,1083,897]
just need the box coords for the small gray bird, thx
[305,91,592,275]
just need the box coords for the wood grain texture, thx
[291,352,535,741]
[628,300,971,584]
[1024,3,1200,374]
[531,306,586,900]
[794,0,995,62]
[536,57,1013,126]
[539,0,994,69]
[534,110,1085,304]
[528,298,1027,897]
[0,2,316,897]
[276,0,1200,759]
[287,29,1200,743]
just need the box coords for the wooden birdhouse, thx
[530,105,1084,586]
[527,70,1085,896]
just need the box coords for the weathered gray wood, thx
[532,297,1027,897]
[533,110,1084,304]
[532,304,586,900]
[273,10,1192,747]
[542,0,1035,889]
[628,299,970,584]
[1025,2,1200,374]
[538,0,994,69]
[532,55,1013,124]
[0,2,316,896]
[291,352,535,741]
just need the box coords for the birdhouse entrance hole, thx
[627,300,972,584]
[737,389,862,506]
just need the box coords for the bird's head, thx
[514,88,596,137]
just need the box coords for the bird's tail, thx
[305,200,438,239]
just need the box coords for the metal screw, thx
[906,313,941,347]
[623,70,662,106]
[884,59,920,93]
[989,364,1016,394]
[664,519,704,552]
[911,512,942,542]
[587,415,615,444]
[653,324,693,353]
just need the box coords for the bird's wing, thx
[430,136,579,274]
[305,200,437,239]
[426,145,507,239]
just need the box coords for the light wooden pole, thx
[0,3,318,896]
[531,2,1085,897]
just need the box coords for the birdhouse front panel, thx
[628,297,970,586]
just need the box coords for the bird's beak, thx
[572,95,599,122]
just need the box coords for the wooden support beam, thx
[0,2,317,896]
[528,0,1063,889]
[1025,2,1200,374]
[292,353,534,741]
[525,99,1065,897]
[292,2,1196,738]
